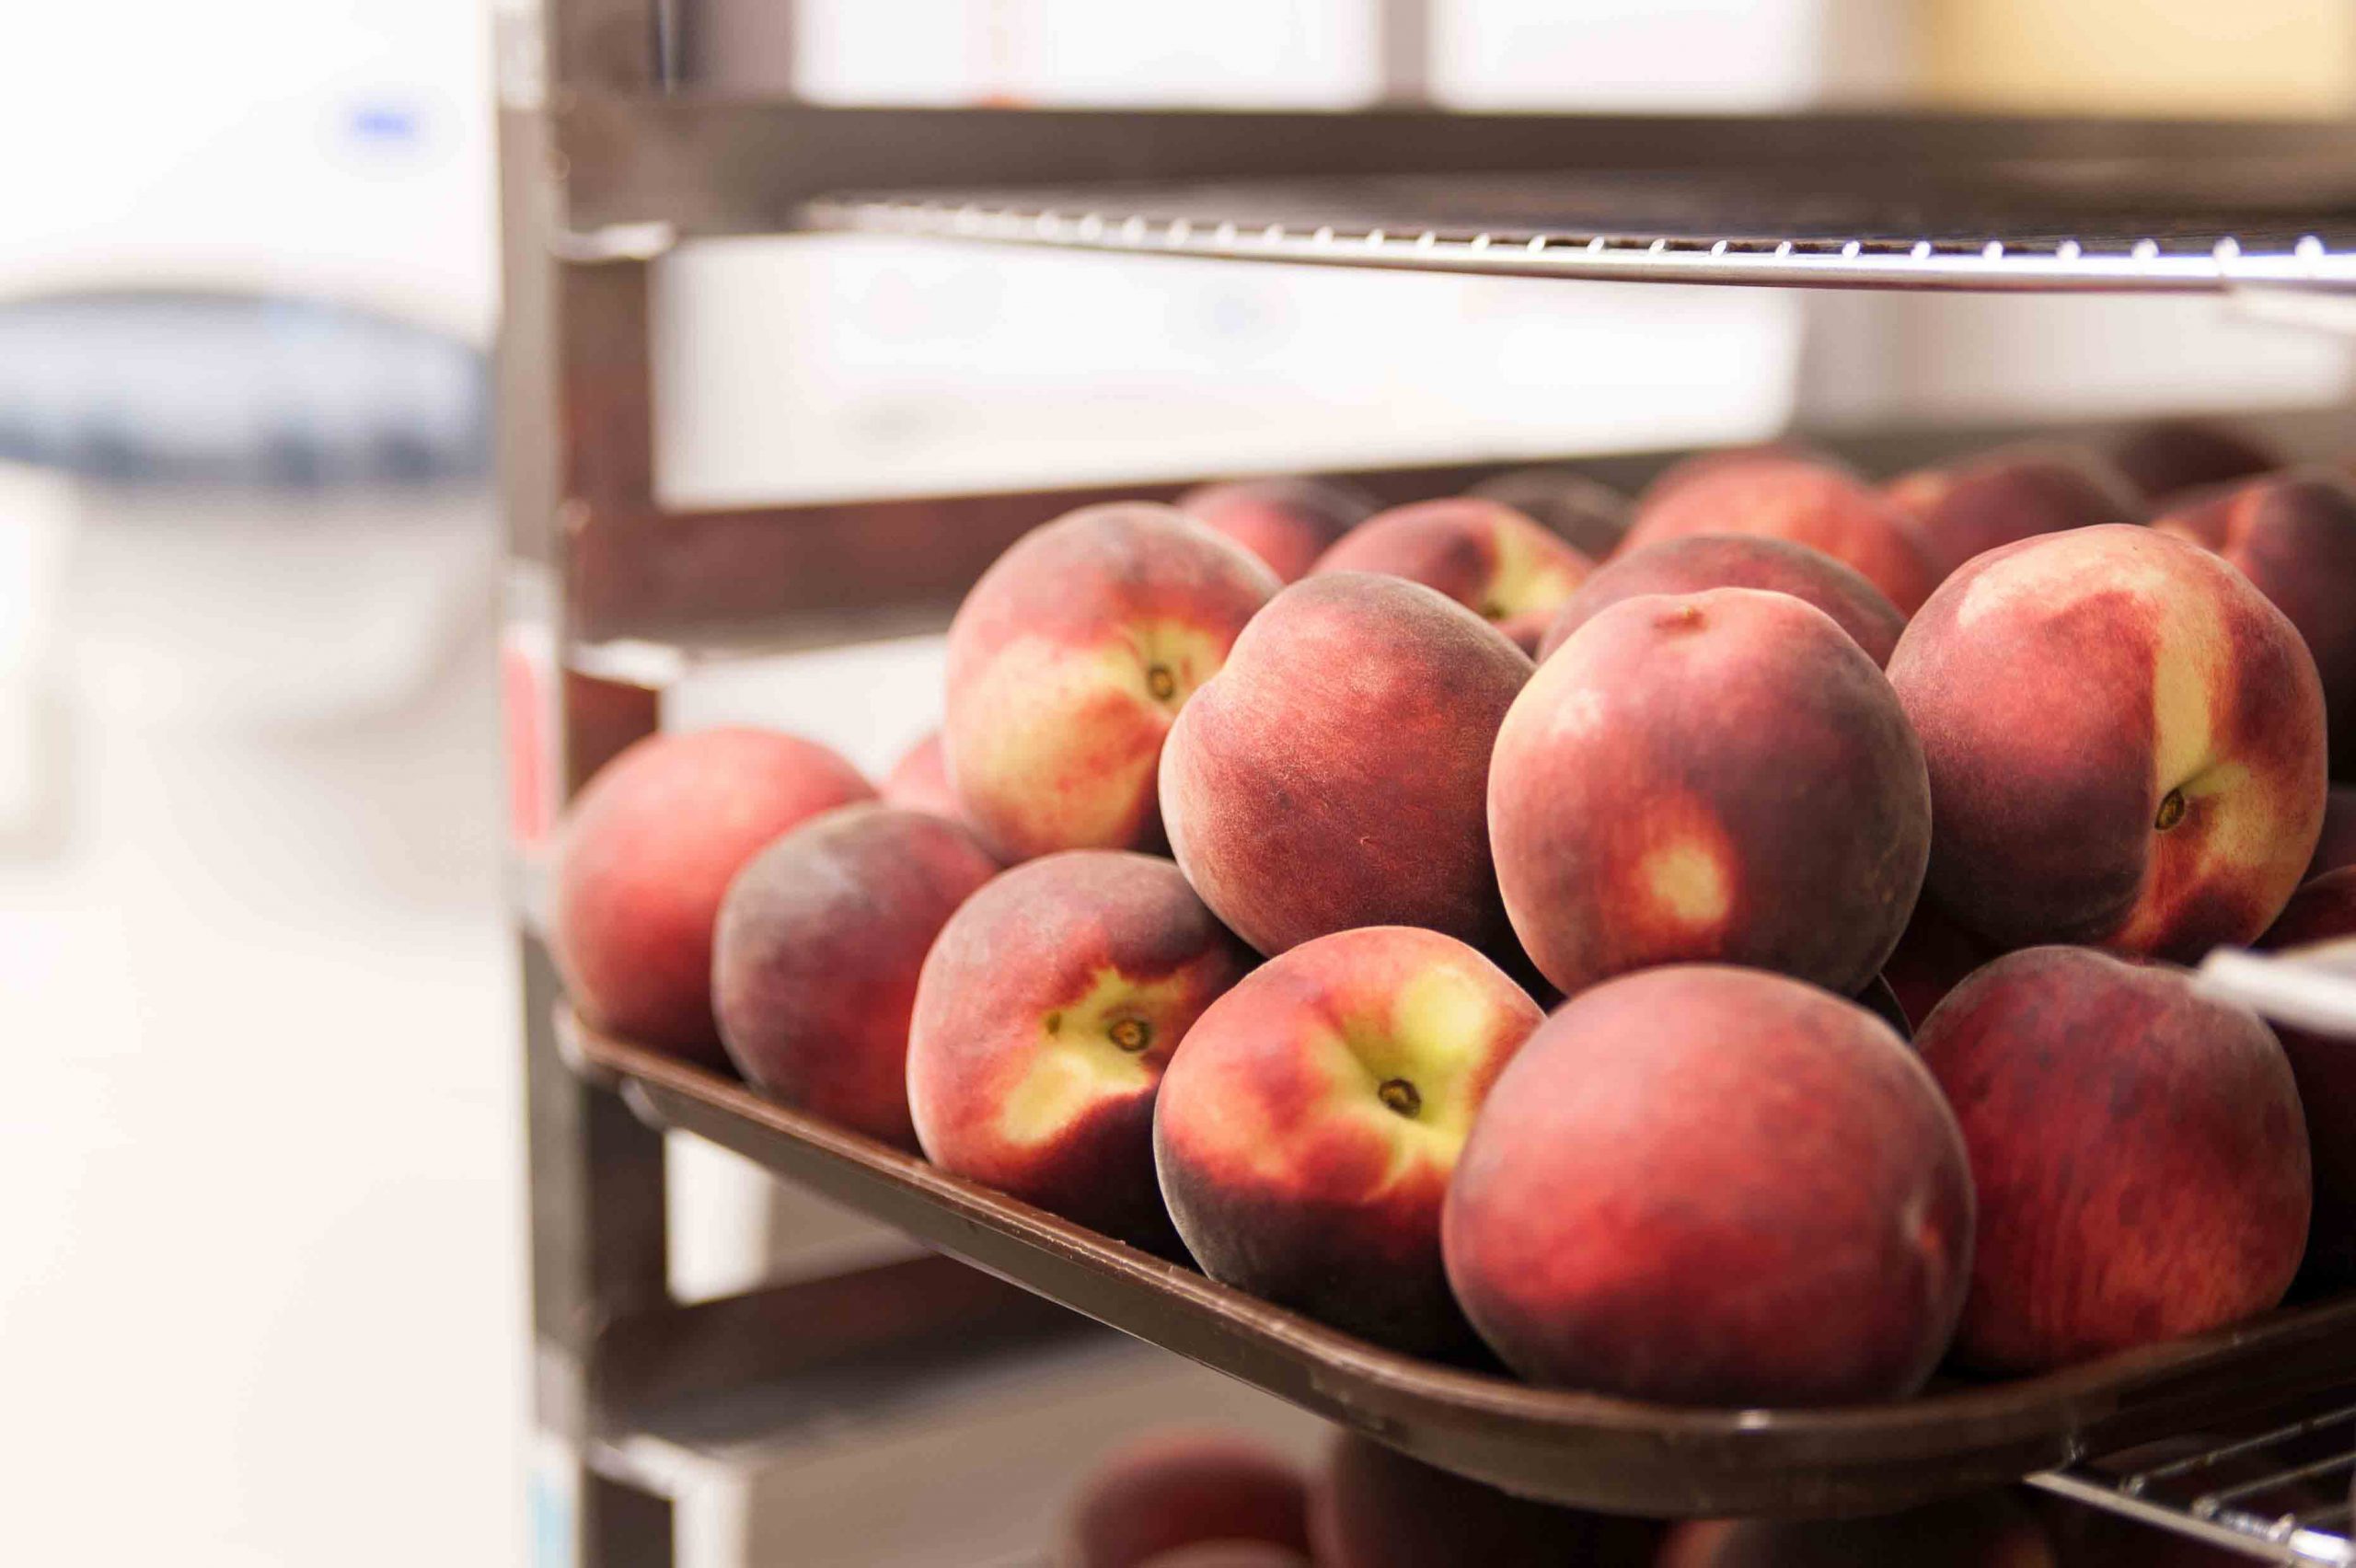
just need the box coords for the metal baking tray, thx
[804,162,2356,294]
[563,1014,2356,1519]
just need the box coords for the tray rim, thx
[565,1014,2356,1508]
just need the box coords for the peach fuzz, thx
[1916,946,2308,1374]
[1310,497,1591,653]
[1888,524,2326,961]
[2257,868,2356,1284]
[907,850,1251,1250]
[880,729,969,825]
[944,502,1277,863]
[1536,532,1906,667]
[1442,965,1971,1406]
[551,726,873,1066]
[1176,476,1377,583]
[2155,469,2356,779]
[1467,467,1632,559]
[1884,442,2142,581]
[1492,587,1929,999]
[1058,1429,1311,1568]
[711,804,999,1149]
[1160,572,1531,958]
[1621,453,1938,614]
[1152,927,1542,1353]
[1308,1432,1662,1568]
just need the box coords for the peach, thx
[1880,895,1994,1035]
[2155,469,2356,779]
[1884,443,2142,581]
[1636,442,1845,514]
[1134,1549,1307,1568]
[1491,587,1929,998]
[1442,966,1971,1406]
[1311,498,1591,653]
[1622,453,1938,614]
[2316,786,2356,878]
[1888,525,2327,961]
[2109,417,2283,502]
[1535,533,1906,667]
[1657,1493,2054,1568]
[1467,467,1632,559]
[1177,476,1377,583]
[880,728,968,825]
[2257,868,2356,1284]
[1153,927,1542,1353]
[1058,1429,1311,1568]
[944,502,1278,863]
[711,804,999,1149]
[1160,573,1530,957]
[1916,946,2308,1373]
[1308,1432,1661,1568]
[551,727,873,1066]
[907,850,1251,1249]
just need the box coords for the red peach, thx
[711,804,999,1149]
[1889,525,2327,961]
[2314,787,2356,878]
[1884,443,2142,581]
[1307,1432,1662,1568]
[1311,498,1592,653]
[2257,868,2356,1284]
[944,502,1278,863]
[1177,476,1378,583]
[1879,895,1995,1034]
[1153,927,1542,1353]
[2109,418,2283,503]
[1635,442,1847,515]
[1442,966,1972,1406]
[1916,946,2309,1373]
[1622,454,1939,614]
[2155,469,2356,779]
[880,728,968,825]
[1467,467,1633,559]
[551,727,873,1066]
[1159,573,1530,958]
[907,850,1251,1249]
[1492,587,1929,998]
[1058,1429,1311,1568]
[1657,1493,2054,1568]
[1536,533,1906,667]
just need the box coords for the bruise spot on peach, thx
[1640,838,1734,930]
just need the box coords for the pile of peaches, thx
[553,417,2356,1410]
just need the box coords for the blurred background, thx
[3,2,2352,1564]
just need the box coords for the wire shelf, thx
[805,166,2356,294]
[2034,1398,2356,1563]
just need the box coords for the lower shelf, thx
[562,1013,2356,1523]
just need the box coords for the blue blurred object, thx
[0,289,490,489]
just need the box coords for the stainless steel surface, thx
[551,96,2356,239]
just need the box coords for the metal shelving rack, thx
[500,4,2356,1562]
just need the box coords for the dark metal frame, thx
[500,6,2356,1561]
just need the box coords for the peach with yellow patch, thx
[1620,452,1940,614]
[1489,586,1931,998]
[1152,927,1542,1353]
[944,502,1278,863]
[1311,498,1591,653]
[1888,524,2325,960]
[907,850,1252,1250]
